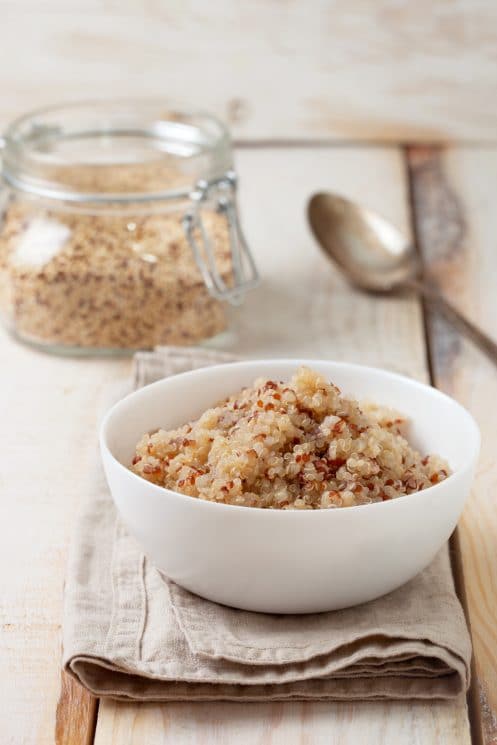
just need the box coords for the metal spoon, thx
[308,191,497,363]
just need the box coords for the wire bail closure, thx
[182,170,259,305]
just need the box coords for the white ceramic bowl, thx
[100,360,480,614]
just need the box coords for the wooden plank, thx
[0,343,130,745]
[55,672,98,745]
[449,530,485,745]
[95,698,470,745]
[92,146,471,744]
[407,144,497,745]
[1,1,497,142]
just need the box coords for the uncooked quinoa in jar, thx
[0,101,258,352]
[0,176,232,349]
[131,366,450,509]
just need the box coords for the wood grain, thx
[408,144,497,745]
[91,146,472,744]
[95,698,471,745]
[55,672,98,745]
[0,346,130,745]
[1,1,497,142]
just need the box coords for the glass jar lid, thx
[0,99,233,203]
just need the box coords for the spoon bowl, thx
[308,192,420,292]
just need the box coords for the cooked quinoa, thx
[131,366,450,509]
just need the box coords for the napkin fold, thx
[63,346,472,701]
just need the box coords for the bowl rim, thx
[100,358,481,518]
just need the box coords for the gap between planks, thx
[55,672,98,745]
[234,139,497,149]
[405,144,485,745]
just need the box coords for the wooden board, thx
[0,344,130,745]
[89,146,471,743]
[95,698,470,745]
[408,145,497,745]
[1,1,497,142]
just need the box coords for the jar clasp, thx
[183,171,259,305]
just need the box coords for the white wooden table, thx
[2,1,497,741]
[1,143,496,744]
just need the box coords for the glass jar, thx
[0,100,258,354]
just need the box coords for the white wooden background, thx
[1,3,497,745]
[1,0,497,142]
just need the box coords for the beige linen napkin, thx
[63,346,472,701]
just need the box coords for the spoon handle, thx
[406,278,497,363]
